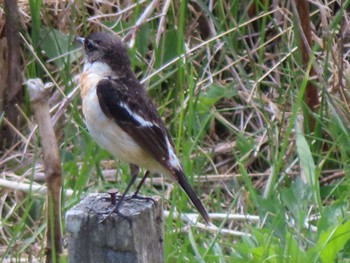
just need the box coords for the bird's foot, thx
[131,193,156,205]
[98,203,132,227]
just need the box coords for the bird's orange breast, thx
[79,71,101,98]
[79,61,116,98]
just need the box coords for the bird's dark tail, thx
[174,169,210,224]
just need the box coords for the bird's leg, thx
[133,170,150,197]
[111,164,139,212]
[99,164,139,224]
[132,170,155,204]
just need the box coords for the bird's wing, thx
[96,77,177,174]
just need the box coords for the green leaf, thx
[156,29,179,66]
[198,84,237,107]
[280,179,310,230]
[135,24,151,58]
[193,84,237,135]
[39,27,79,69]
[285,232,307,262]
[318,220,350,263]
[317,201,347,232]
[295,120,316,187]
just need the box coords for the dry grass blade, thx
[1,0,350,261]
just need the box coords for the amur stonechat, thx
[77,32,210,224]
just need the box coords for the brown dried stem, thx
[294,0,320,131]
[26,79,62,263]
[2,0,23,148]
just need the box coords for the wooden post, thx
[66,193,164,263]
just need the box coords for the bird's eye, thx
[85,40,98,52]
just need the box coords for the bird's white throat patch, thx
[83,61,118,79]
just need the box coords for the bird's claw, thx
[98,205,132,227]
[131,194,156,205]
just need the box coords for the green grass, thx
[1,0,350,262]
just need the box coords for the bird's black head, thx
[77,32,131,74]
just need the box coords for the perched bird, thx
[77,32,210,224]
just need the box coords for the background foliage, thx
[1,0,350,262]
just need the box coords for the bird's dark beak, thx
[75,36,85,45]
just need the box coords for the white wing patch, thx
[120,102,154,127]
[165,136,181,168]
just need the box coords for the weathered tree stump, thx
[66,193,163,263]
